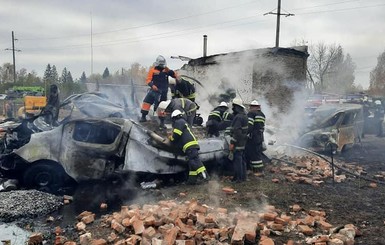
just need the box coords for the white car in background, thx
[0,94,8,100]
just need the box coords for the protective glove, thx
[229,143,234,152]
[152,85,158,91]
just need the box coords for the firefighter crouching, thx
[169,110,209,184]
[228,98,249,183]
[245,100,266,172]
[206,101,229,137]
[158,98,197,126]
[170,75,196,102]
[140,55,176,123]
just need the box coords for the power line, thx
[18,0,258,41]
[295,3,385,15]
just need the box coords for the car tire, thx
[23,161,66,194]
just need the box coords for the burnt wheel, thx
[23,162,65,194]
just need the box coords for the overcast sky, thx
[1,0,384,89]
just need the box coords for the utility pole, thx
[90,12,94,75]
[5,31,21,83]
[264,0,294,48]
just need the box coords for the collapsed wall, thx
[181,46,309,113]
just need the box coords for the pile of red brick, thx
[35,199,360,245]
[269,155,365,186]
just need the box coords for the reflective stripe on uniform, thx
[254,116,265,123]
[183,123,198,152]
[189,166,206,176]
[251,160,263,168]
[209,111,222,119]
[173,128,182,135]
[248,118,254,125]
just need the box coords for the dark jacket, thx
[208,106,228,123]
[247,110,266,135]
[171,78,196,100]
[230,109,248,150]
[166,98,197,116]
[170,117,199,153]
[146,66,176,93]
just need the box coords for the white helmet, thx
[154,55,166,67]
[375,100,382,105]
[250,100,260,106]
[232,98,245,109]
[219,101,228,107]
[171,109,183,118]
[158,100,171,110]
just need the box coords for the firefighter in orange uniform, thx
[140,55,177,123]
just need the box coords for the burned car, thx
[0,93,226,192]
[298,103,363,153]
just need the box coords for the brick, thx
[329,238,344,245]
[179,192,187,197]
[314,242,327,245]
[142,226,157,239]
[317,220,333,231]
[263,213,278,221]
[90,239,107,245]
[126,235,142,245]
[259,235,275,245]
[217,208,228,214]
[133,219,145,234]
[338,227,355,239]
[315,235,330,242]
[144,215,156,226]
[269,223,284,231]
[175,240,195,245]
[79,233,92,245]
[205,213,216,223]
[300,215,315,226]
[111,219,125,234]
[222,187,235,194]
[29,233,44,244]
[274,217,288,225]
[81,214,95,224]
[292,204,301,212]
[298,225,313,236]
[77,211,93,220]
[64,242,77,245]
[122,218,131,227]
[271,178,280,183]
[286,240,294,245]
[369,182,377,188]
[162,227,179,245]
[231,218,257,244]
[76,221,86,231]
[100,203,108,209]
[151,238,163,245]
[114,239,127,245]
[64,199,70,205]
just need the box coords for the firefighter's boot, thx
[139,114,147,122]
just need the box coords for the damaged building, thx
[180,46,309,112]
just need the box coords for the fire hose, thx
[272,143,385,186]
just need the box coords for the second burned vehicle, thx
[0,93,226,192]
[298,103,364,153]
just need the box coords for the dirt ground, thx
[12,133,382,244]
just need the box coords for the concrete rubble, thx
[38,199,360,245]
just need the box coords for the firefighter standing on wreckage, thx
[139,55,177,124]
[228,98,248,183]
[169,109,209,184]
[245,100,266,172]
[169,74,197,102]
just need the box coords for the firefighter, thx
[158,98,197,127]
[140,55,176,123]
[169,109,209,184]
[374,100,384,137]
[206,101,229,137]
[245,100,266,172]
[170,75,196,102]
[228,98,248,183]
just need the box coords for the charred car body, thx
[298,103,363,153]
[0,93,225,192]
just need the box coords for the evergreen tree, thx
[67,71,74,83]
[51,65,59,83]
[61,67,68,83]
[80,71,87,83]
[102,67,110,79]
